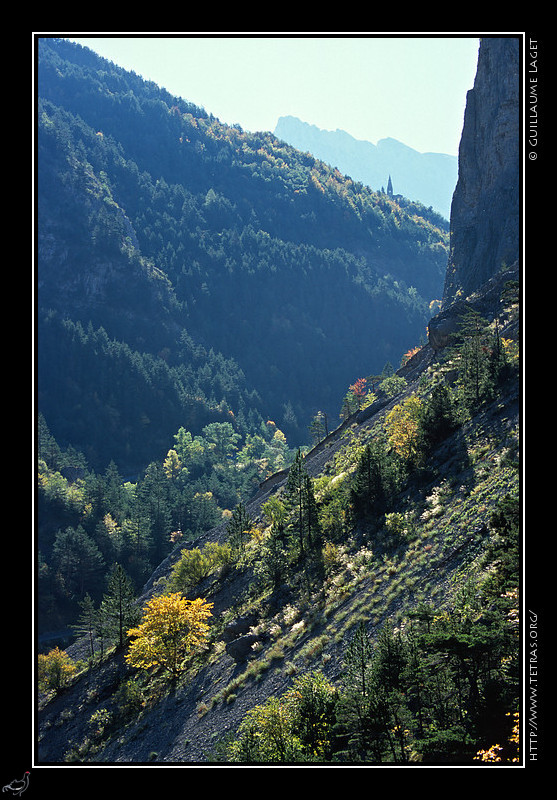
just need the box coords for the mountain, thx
[442,37,520,307]
[274,115,458,220]
[37,294,521,765]
[37,38,449,476]
[34,36,522,769]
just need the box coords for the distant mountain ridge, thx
[274,115,458,220]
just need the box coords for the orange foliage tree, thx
[349,378,368,409]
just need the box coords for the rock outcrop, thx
[429,263,519,350]
[225,634,260,662]
[442,37,520,309]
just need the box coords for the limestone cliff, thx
[442,37,520,309]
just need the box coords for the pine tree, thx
[103,461,128,522]
[52,526,106,601]
[101,563,140,648]
[72,593,97,660]
[371,622,407,693]
[345,621,373,698]
[337,621,385,760]
[419,382,460,453]
[142,461,172,565]
[451,308,496,408]
[122,483,154,583]
[93,598,111,660]
[303,473,321,553]
[285,449,308,558]
[350,442,385,517]
[338,621,414,762]
[309,411,328,444]
[256,524,289,592]
[283,449,321,564]
[226,501,253,552]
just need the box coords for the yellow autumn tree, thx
[38,647,78,693]
[163,448,183,481]
[125,593,213,678]
[384,395,423,463]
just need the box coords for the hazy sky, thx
[65,34,480,156]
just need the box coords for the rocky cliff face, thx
[442,37,520,309]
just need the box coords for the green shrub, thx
[168,542,234,592]
[379,375,407,398]
[88,708,113,740]
[114,678,144,716]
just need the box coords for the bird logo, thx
[2,773,30,797]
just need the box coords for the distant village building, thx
[380,176,395,196]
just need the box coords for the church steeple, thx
[387,175,393,196]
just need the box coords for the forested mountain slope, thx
[37,37,448,475]
[37,283,521,763]
[35,36,522,768]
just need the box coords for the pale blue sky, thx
[66,34,480,156]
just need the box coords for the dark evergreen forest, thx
[37,38,449,471]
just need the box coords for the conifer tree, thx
[285,449,308,558]
[419,382,460,454]
[337,621,387,760]
[284,449,321,565]
[256,523,289,592]
[72,593,97,660]
[451,308,496,408]
[122,484,154,585]
[101,563,140,648]
[260,496,289,591]
[142,461,173,565]
[303,473,321,553]
[52,525,106,601]
[371,622,407,693]
[103,461,128,522]
[350,441,385,517]
[309,411,328,444]
[94,598,111,660]
[226,501,253,553]
[344,621,373,698]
